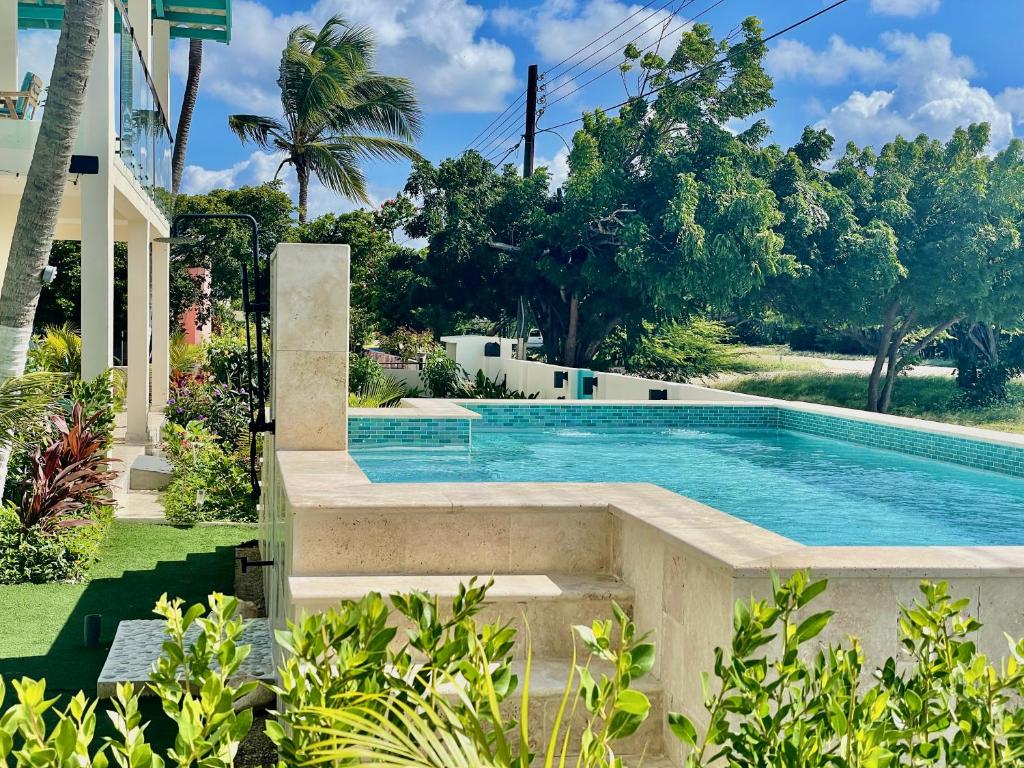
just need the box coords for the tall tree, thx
[409,19,792,366]
[0,0,107,494]
[171,39,203,195]
[228,15,422,222]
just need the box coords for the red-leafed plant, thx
[18,403,118,534]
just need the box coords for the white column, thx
[152,20,170,118]
[126,218,151,442]
[79,1,115,380]
[1,0,17,91]
[151,240,170,409]
[270,243,350,451]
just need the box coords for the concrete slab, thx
[129,454,173,490]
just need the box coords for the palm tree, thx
[0,0,107,495]
[228,16,422,223]
[171,39,203,195]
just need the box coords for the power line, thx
[539,0,852,133]
[473,104,529,155]
[543,0,699,93]
[544,0,729,109]
[466,91,527,152]
[543,0,665,79]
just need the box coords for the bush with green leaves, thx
[420,347,464,397]
[349,352,386,392]
[202,329,267,393]
[670,572,1024,767]
[599,318,746,382]
[0,503,111,585]
[165,376,251,448]
[161,421,256,525]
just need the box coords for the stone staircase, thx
[283,519,670,763]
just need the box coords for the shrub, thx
[348,376,407,407]
[349,352,385,392]
[599,318,746,381]
[162,422,256,524]
[63,371,118,448]
[165,377,250,448]
[456,369,539,399]
[203,328,269,392]
[0,503,111,584]
[671,572,1024,767]
[26,323,82,374]
[420,347,463,397]
[379,326,435,360]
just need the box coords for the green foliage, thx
[0,592,252,767]
[379,326,436,359]
[169,332,206,376]
[0,503,111,584]
[0,372,66,450]
[598,318,746,381]
[271,579,653,768]
[348,353,385,392]
[26,323,81,374]
[419,347,463,397]
[348,375,406,408]
[161,422,256,525]
[228,17,422,221]
[201,329,264,394]
[165,377,250,449]
[456,369,539,399]
[65,371,118,448]
[672,572,1024,767]
[409,18,789,366]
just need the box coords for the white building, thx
[0,0,231,442]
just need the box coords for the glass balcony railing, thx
[113,0,173,218]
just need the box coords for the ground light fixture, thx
[154,213,273,499]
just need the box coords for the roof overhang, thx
[17,0,232,43]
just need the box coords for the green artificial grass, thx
[717,372,1024,433]
[0,521,256,694]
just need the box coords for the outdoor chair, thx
[0,72,43,120]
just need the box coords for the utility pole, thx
[517,63,540,360]
[523,64,538,178]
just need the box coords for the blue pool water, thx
[351,427,1024,546]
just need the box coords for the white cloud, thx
[172,0,518,115]
[16,29,58,90]
[802,32,1014,151]
[535,146,570,191]
[869,0,940,17]
[494,0,688,72]
[767,36,890,85]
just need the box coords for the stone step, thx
[287,573,633,659]
[428,657,664,759]
[129,454,173,490]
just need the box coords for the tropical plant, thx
[161,421,255,524]
[0,502,111,584]
[26,323,82,374]
[0,0,108,500]
[348,375,406,407]
[456,369,539,399]
[165,376,250,448]
[598,318,747,381]
[17,403,117,534]
[64,370,118,447]
[379,326,435,360]
[0,371,66,449]
[228,15,423,222]
[172,39,203,195]
[420,347,463,397]
[670,572,1024,767]
[170,330,206,375]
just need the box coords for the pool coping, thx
[275,450,1024,579]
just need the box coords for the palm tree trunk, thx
[171,39,203,195]
[0,0,106,496]
[297,163,310,224]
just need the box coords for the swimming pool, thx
[352,425,1024,547]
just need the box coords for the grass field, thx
[717,372,1024,433]
[0,521,256,694]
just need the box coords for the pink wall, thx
[180,266,211,345]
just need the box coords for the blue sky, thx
[22,0,1024,218]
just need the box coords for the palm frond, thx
[28,323,81,375]
[0,372,67,447]
[334,135,423,164]
[348,376,406,407]
[170,332,206,374]
[303,141,371,203]
[339,74,423,140]
[227,114,288,150]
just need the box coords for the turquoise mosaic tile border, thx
[467,403,779,430]
[348,417,471,448]
[348,403,1024,478]
[779,408,1024,479]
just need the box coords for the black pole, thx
[523,63,539,178]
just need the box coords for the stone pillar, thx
[79,1,115,380]
[126,218,151,442]
[269,243,350,451]
[1,0,17,91]
[150,240,170,409]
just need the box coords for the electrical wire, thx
[465,91,527,152]
[544,0,728,109]
[539,0,852,133]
